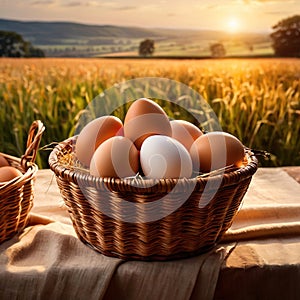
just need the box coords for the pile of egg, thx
[75,98,246,179]
[0,155,22,183]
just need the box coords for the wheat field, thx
[0,58,299,168]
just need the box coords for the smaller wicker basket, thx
[49,136,258,261]
[0,120,45,243]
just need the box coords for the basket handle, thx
[21,120,45,167]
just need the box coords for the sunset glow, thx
[0,0,299,32]
[227,18,240,33]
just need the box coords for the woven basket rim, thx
[0,120,44,192]
[49,136,258,193]
[0,152,38,192]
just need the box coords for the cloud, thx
[265,11,293,15]
[205,4,219,9]
[114,6,136,11]
[34,0,132,9]
[197,1,238,11]
[61,0,94,6]
[242,0,295,3]
[63,1,136,11]
[64,1,81,6]
[44,1,149,12]
[31,0,56,5]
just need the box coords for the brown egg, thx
[170,120,203,151]
[0,166,22,183]
[123,98,172,149]
[0,155,9,167]
[90,136,139,178]
[190,132,245,173]
[76,116,123,167]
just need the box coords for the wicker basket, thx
[49,136,258,261]
[0,120,45,243]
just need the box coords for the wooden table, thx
[0,167,299,300]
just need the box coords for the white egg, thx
[140,135,193,179]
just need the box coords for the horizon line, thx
[0,17,271,34]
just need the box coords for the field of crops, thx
[0,57,299,169]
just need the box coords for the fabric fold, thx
[222,222,300,242]
[103,245,235,300]
[222,204,300,242]
[0,223,122,300]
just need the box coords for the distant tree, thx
[210,42,226,57]
[0,30,45,57]
[270,15,300,57]
[139,39,155,56]
[0,31,27,57]
[245,42,254,52]
[28,45,45,57]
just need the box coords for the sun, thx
[227,18,240,33]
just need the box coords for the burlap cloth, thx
[0,168,299,300]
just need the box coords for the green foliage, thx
[0,30,45,57]
[0,31,28,57]
[271,15,300,57]
[0,58,299,168]
[28,45,45,57]
[139,39,155,56]
[210,43,226,57]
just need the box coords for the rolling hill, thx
[0,18,162,45]
[0,18,272,57]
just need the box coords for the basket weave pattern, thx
[0,121,45,243]
[49,136,258,260]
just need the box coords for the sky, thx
[0,0,299,33]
